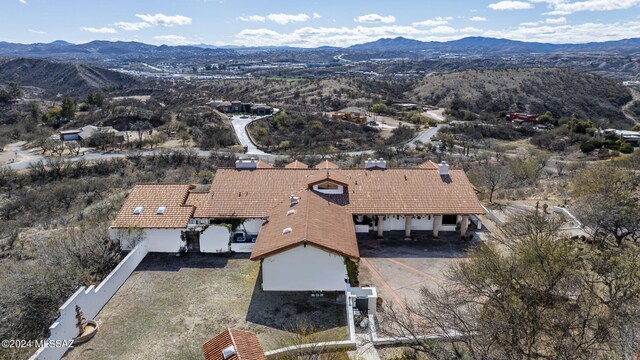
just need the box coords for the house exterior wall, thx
[199,225,230,253]
[109,227,185,252]
[261,245,348,291]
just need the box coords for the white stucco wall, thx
[199,225,230,253]
[261,245,349,291]
[365,215,434,232]
[109,227,185,252]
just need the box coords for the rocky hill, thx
[0,58,139,96]
[410,68,634,127]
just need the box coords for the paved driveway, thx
[357,234,471,307]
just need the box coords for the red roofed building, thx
[202,328,265,360]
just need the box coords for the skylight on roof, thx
[156,206,166,215]
[222,345,236,360]
[283,227,292,235]
[287,209,296,216]
[133,206,144,215]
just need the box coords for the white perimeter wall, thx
[199,225,230,253]
[30,242,149,360]
[261,245,348,291]
[109,228,185,252]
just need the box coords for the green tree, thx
[7,81,23,99]
[60,97,76,120]
[369,102,388,115]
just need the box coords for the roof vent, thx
[287,209,296,216]
[235,158,259,170]
[438,161,450,176]
[290,195,300,206]
[156,206,166,215]
[222,345,236,360]
[133,206,144,215]
[365,158,386,170]
[283,227,292,235]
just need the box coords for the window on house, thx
[133,206,144,215]
[317,181,339,190]
[442,215,458,225]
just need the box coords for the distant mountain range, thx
[0,36,638,60]
[348,36,640,54]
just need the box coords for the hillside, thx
[410,68,633,127]
[0,58,139,96]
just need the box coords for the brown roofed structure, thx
[255,160,273,169]
[251,191,359,260]
[193,167,484,218]
[111,184,194,228]
[315,159,339,169]
[202,328,266,360]
[284,160,308,169]
[418,160,439,169]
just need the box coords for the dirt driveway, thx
[65,254,347,360]
[357,235,472,308]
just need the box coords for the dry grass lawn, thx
[64,253,347,360]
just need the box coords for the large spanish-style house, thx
[109,158,484,291]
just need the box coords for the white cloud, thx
[354,14,396,24]
[546,16,567,24]
[19,0,27,4]
[114,21,151,31]
[135,13,192,27]
[520,21,542,26]
[413,16,452,27]
[81,27,117,34]
[488,1,534,10]
[534,0,640,14]
[484,20,640,43]
[28,29,46,35]
[266,13,311,25]
[236,25,483,47]
[239,13,314,25]
[239,15,266,22]
[469,16,487,21]
[153,35,196,45]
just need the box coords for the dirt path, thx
[622,88,639,125]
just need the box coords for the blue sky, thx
[2,0,640,47]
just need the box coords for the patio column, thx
[433,215,442,238]
[377,215,384,239]
[404,216,412,240]
[460,215,469,237]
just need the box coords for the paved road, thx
[408,124,446,147]
[1,118,444,170]
[229,114,270,156]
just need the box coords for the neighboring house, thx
[59,129,81,141]
[212,99,273,115]
[59,125,122,142]
[110,158,484,291]
[604,128,640,146]
[202,328,265,360]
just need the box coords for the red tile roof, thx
[251,191,359,260]
[193,167,483,218]
[284,160,308,169]
[418,160,439,169]
[202,328,266,360]
[111,184,194,229]
[315,160,339,169]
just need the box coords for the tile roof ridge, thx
[228,328,241,360]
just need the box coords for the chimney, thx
[365,158,386,170]
[438,161,449,176]
[235,158,259,170]
[290,194,300,206]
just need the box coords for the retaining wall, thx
[29,241,149,360]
